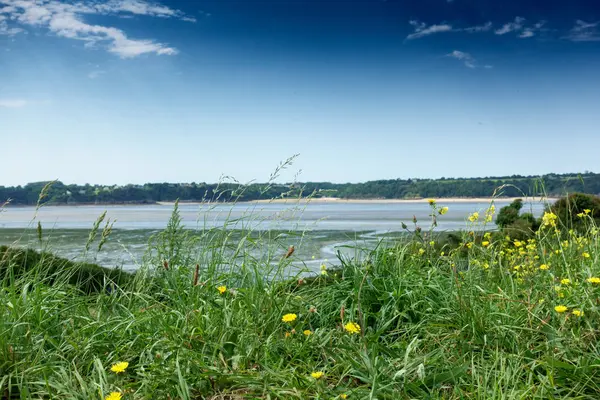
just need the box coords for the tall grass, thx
[1,193,600,399]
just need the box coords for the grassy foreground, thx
[1,203,600,399]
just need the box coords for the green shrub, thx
[496,199,524,228]
[549,192,600,232]
[0,245,131,293]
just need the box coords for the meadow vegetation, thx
[1,195,600,399]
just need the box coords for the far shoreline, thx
[2,196,557,208]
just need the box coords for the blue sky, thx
[1,0,600,186]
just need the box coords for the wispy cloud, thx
[406,20,453,40]
[464,22,492,33]
[0,13,23,35]
[564,20,600,42]
[88,69,106,79]
[447,50,476,68]
[0,99,27,108]
[406,20,492,40]
[495,17,545,38]
[495,17,526,35]
[446,50,491,69]
[0,0,194,57]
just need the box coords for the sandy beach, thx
[249,196,556,204]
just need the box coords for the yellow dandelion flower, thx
[105,392,122,400]
[217,286,227,294]
[468,212,479,222]
[560,278,571,285]
[428,199,436,205]
[542,212,558,227]
[282,313,298,323]
[572,309,584,317]
[439,206,449,215]
[110,362,129,374]
[586,277,600,284]
[482,241,490,247]
[311,371,324,379]
[539,264,549,270]
[514,240,523,248]
[584,209,591,214]
[340,395,348,399]
[303,330,312,336]
[554,305,568,313]
[583,252,591,258]
[577,212,585,218]
[344,322,361,335]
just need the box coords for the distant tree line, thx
[1,172,599,206]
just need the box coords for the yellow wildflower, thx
[572,309,584,317]
[539,264,549,270]
[284,332,291,338]
[482,241,490,247]
[429,241,435,246]
[586,277,600,284]
[560,278,571,285]
[514,240,523,247]
[466,242,473,249]
[282,313,298,323]
[311,371,324,379]
[583,252,591,259]
[584,209,591,214]
[542,212,558,227]
[105,393,122,400]
[344,322,361,335]
[340,395,348,399]
[217,286,227,294]
[554,305,568,313]
[110,362,129,374]
[439,206,449,215]
[468,212,479,222]
[418,248,425,255]
[303,330,312,336]
[577,212,585,218]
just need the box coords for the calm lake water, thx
[0,200,547,271]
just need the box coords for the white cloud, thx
[88,69,105,79]
[495,17,545,38]
[564,20,600,42]
[464,22,492,33]
[0,0,194,57]
[519,29,534,38]
[495,16,526,35]
[447,50,492,69]
[0,99,27,108]
[406,20,453,40]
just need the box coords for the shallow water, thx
[0,200,547,271]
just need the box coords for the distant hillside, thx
[1,172,599,205]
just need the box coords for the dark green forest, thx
[1,172,599,205]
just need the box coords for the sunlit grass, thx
[1,195,600,399]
